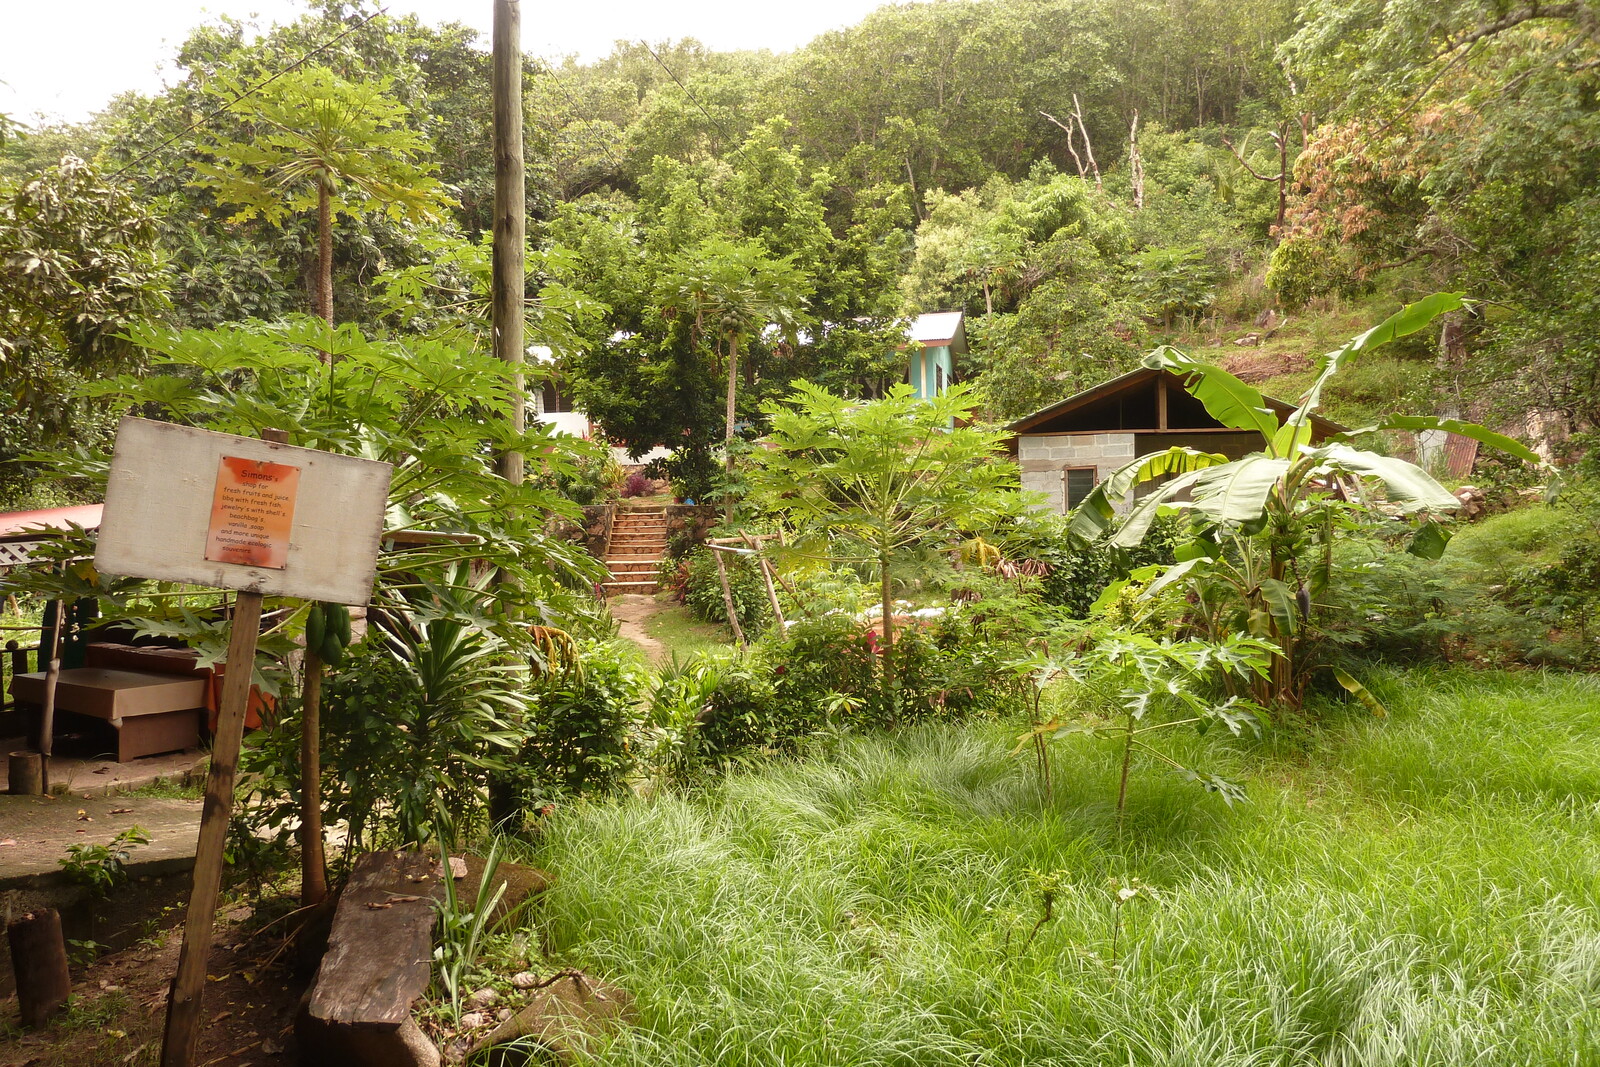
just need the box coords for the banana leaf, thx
[1187,454,1292,529]
[1342,414,1545,467]
[1292,293,1465,428]
[1143,347,1280,444]
[1312,443,1460,514]
[1069,446,1228,542]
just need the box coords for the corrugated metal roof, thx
[1004,367,1345,439]
[0,503,103,540]
[908,311,965,347]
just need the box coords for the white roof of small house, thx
[905,311,966,354]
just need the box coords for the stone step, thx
[602,580,659,596]
[606,563,659,575]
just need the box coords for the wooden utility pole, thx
[493,0,526,486]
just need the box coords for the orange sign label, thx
[204,456,300,569]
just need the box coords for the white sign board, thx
[95,417,392,605]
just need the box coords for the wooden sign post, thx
[91,417,390,1067]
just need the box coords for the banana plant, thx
[1069,294,1546,710]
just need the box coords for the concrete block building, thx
[1007,367,1341,513]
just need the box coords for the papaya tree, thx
[193,67,450,333]
[751,381,1014,721]
[1072,293,1545,710]
[657,236,811,481]
[192,68,451,904]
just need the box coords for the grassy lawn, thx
[526,669,1600,1065]
[642,595,735,660]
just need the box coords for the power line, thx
[638,39,747,164]
[107,5,392,180]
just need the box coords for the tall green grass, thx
[525,671,1600,1066]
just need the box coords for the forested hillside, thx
[4,0,1596,500]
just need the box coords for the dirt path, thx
[609,593,668,664]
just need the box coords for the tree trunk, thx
[317,182,334,334]
[723,337,739,522]
[1275,125,1289,234]
[724,337,739,453]
[492,0,526,487]
[8,909,70,1027]
[299,649,327,908]
[879,549,897,725]
[36,598,64,792]
[713,548,746,647]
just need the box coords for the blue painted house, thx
[904,311,966,398]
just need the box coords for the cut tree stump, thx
[297,850,441,1067]
[7,751,44,795]
[8,908,71,1027]
[466,971,635,1065]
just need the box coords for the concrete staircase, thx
[602,507,669,596]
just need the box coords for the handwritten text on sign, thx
[204,456,300,569]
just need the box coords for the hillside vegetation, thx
[4,0,1596,501]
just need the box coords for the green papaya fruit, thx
[328,603,351,648]
[305,602,326,656]
[321,631,345,668]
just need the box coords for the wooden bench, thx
[298,850,442,1067]
[11,668,206,762]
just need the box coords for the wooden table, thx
[12,668,207,762]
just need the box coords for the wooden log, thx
[308,850,438,1027]
[7,750,43,795]
[7,908,70,1027]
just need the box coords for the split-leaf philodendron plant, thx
[1070,294,1547,711]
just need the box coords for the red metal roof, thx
[0,503,104,539]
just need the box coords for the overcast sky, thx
[1,0,901,125]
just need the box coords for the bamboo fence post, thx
[710,546,746,647]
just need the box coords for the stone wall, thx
[549,504,614,559]
[664,505,718,557]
